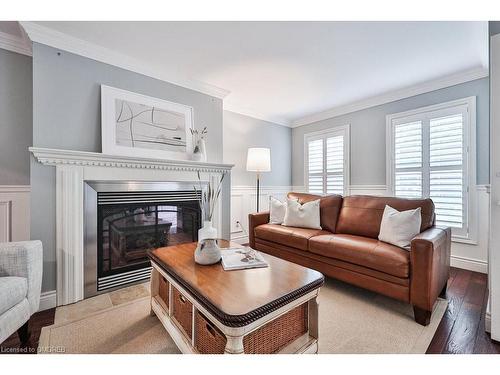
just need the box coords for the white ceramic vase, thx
[192,138,207,162]
[198,138,207,162]
[194,221,221,265]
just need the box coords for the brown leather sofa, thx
[248,193,451,326]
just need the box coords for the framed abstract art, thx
[101,85,194,160]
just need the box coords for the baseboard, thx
[486,297,491,333]
[450,255,488,274]
[38,290,57,312]
[230,235,249,245]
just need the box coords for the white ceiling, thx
[31,21,489,126]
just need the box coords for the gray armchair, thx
[0,240,43,346]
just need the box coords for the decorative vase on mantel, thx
[191,127,207,162]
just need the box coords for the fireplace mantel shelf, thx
[30,147,232,306]
[29,147,234,173]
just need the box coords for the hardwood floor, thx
[0,308,55,354]
[426,268,500,354]
[1,268,499,354]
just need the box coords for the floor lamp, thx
[246,148,271,212]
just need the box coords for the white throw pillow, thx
[282,199,322,229]
[269,196,287,224]
[378,205,422,249]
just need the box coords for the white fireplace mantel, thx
[29,147,234,173]
[29,147,233,306]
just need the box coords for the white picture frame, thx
[101,85,194,160]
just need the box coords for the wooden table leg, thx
[308,296,319,339]
[150,268,159,316]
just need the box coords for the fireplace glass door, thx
[96,192,201,291]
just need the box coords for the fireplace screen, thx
[94,189,202,292]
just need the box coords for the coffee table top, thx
[148,240,324,327]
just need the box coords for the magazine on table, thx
[221,247,269,271]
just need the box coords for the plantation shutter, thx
[389,99,471,239]
[394,121,423,198]
[306,127,348,195]
[307,139,324,194]
[326,135,344,194]
[429,114,465,229]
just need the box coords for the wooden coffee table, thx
[148,240,324,354]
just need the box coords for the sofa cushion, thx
[254,224,330,251]
[336,195,435,239]
[282,198,321,229]
[309,234,410,278]
[287,192,343,233]
[0,277,28,315]
[378,205,422,249]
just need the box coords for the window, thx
[387,97,476,241]
[304,125,350,195]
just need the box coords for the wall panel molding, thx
[0,185,30,243]
[0,201,12,242]
[230,185,291,244]
[0,185,31,193]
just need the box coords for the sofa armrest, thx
[410,226,451,311]
[0,240,43,314]
[248,211,270,248]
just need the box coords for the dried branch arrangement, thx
[190,127,208,154]
[194,171,225,222]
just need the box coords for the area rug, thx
[38,279,447,354]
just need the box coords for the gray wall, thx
[0,48,32,185]
[223,111,292,186]
[292,77,490,187]
[31,43,224,292]
[490,21,500,36]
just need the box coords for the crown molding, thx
[292,67,489,128]
[0,30,32,56]
[224,104,291,127]
[19,21,230,99]
[29,147,234,173]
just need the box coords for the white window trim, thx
[303,124,351,196]
[386,96,477,244]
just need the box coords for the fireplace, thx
[84,181,203,298]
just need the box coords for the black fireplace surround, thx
[84,181,203,298]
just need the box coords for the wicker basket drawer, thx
[158,275,169,310]
[194,303,308,354]
[243,303,308,354]
[172,287,193,338]
[195,312,227,354]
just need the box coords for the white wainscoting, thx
[0,185,30,243]
[230,185,292,244]
[449,185,490,274]
[233,184,490,273]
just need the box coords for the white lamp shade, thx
[246,148,271,172]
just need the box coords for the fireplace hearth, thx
[84,181,203,298]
